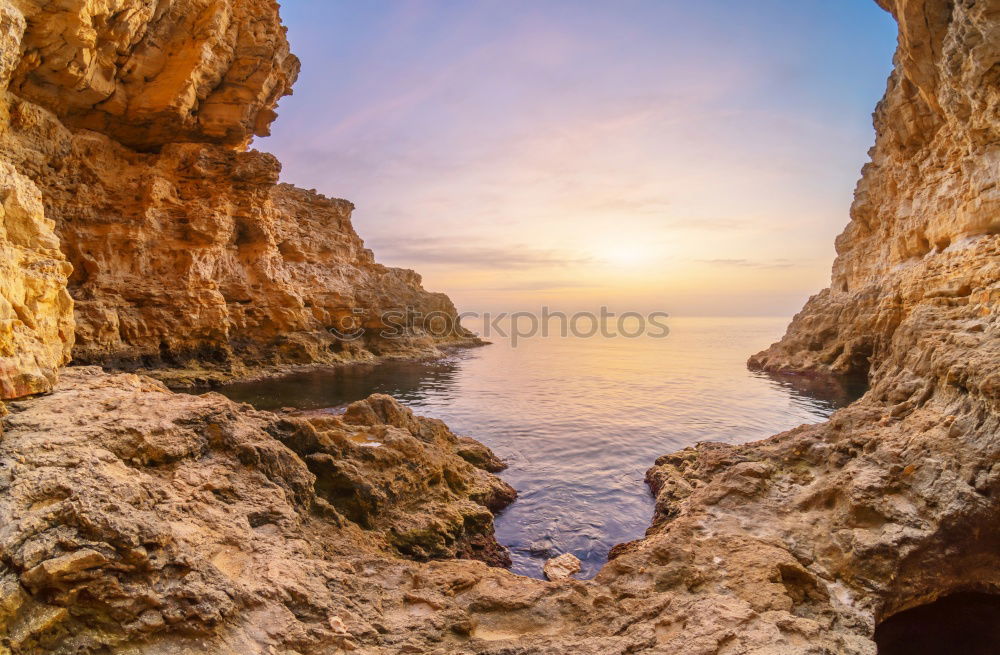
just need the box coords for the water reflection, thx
[753,369,869,409]
[218,359,464,411]
[200,317,865,579]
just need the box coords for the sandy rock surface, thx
[543,554,582,581]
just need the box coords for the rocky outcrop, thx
[0,5,75,400]
[750,0,999,382]
[724,0,1000,646]
[8,0,299,151]
[0,368,514,652]
[0,0,476,399]
[279,396,516,567]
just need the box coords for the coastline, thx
[99,335,491,391]
[0,0,995,652]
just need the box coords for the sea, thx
[212,316,864,579]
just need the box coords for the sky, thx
[263,1,898,317]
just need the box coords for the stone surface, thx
[543,553,582,581]
[0,159,73,399]
[0,5,74,400]
[0,368,516,652]
[282,396,517,567]
[10,0,299,151]
[0,0,479,396]
[750,0,1000,383]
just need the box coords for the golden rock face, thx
[8,0,299,151]
[0,0,473,398]
[751,0,1000,380]
[0,161,73,398]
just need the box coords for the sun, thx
[601,242,655,268]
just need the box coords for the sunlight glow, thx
[267,2,898,316]
[600,242,657,268]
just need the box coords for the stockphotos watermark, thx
[329,307,670,347]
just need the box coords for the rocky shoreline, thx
[0,0,997,653]
[119,337,490,392]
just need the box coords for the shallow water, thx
[211,317,864,579]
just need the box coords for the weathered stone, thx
[0,0,478,393]
[543,553,582,581]
[10,0,299,151]
[0,160,73,399]
[0,367,516,651]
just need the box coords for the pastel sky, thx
[264,1,898,316]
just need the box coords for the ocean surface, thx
[213,316,864,579]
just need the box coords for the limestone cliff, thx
[750,0,999,382]
[0,0,475,400]
[0,160,73,399]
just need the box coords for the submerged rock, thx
[543,554,582,581]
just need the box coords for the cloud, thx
[367,236,591,269]
[482,280,596,292]
[697,258,800,269]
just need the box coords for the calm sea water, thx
[211,317,864,579]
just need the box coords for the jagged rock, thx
[543,554,581,581]
[0,367,516,652]
[750,0,1000,384]
[9,0,299,151]
[279,396,517,566]
[0,0,479,395]
[0,160,73,399]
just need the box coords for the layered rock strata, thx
[749,0,999,382]
[0,0,476,399]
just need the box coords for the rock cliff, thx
[0,0,996,654]
[0,0,475,400]
[749,0,999,382]
[0,160,73,399]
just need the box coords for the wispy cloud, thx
[697,258,800,269]
[368,236,591,269]
[269,1,896,315]
[483,280,596,292]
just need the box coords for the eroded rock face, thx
[0,0,477,396]
[750,0,999,381]
[0,160,73,399]
[0,0,75,400]
[0,368,514,652]
[279,396,516,567]
[9,0,299,151]
[724,0,1000,647]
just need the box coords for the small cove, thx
[202,316,865,579]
